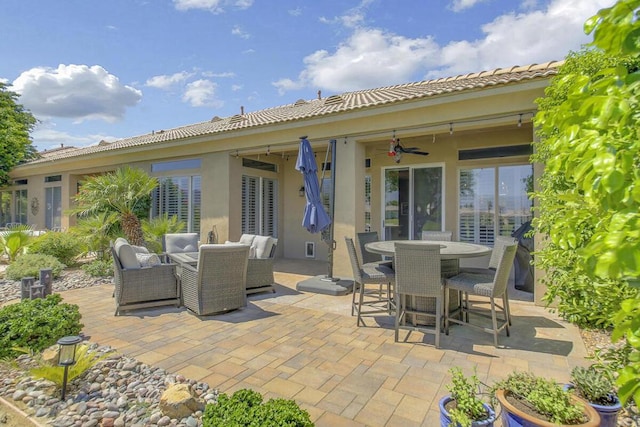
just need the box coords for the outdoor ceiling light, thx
[57,335,82,400]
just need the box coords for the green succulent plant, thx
[570,365,617,406]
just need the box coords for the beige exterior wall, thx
[5,78,550,302]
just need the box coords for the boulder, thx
[41,345,59,366]
[159,384,205,419]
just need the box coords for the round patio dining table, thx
[364,240,492,260]
[364,240,492,326]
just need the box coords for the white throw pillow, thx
[252,235,274,259]
[136,253,162,267]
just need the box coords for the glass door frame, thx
[380,162,446,241]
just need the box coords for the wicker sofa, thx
[225,234,277,294]
[111,238,180,315]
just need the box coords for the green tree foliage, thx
[71,166,157,246]
[29,231,84,266]
[534,0,640,405]
[0,83,38,186]
[533,49,640,328]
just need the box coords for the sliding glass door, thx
[383,165,443,241]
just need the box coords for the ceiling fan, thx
[387,137,429,163]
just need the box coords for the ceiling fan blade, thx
[411,151,430,156]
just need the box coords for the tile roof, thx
[28,61,562,164]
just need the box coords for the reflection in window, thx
[14,189,27,225]
[45,187,62,230]
[459,165,532,245]
[0,191,11,226]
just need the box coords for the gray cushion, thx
[114,240,140,269]
[131,245,149,254]
[164,233,199,253]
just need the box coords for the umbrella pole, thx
[321,138,339,282]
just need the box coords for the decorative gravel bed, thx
[0,269,214,427]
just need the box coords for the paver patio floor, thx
[60,259,589,427]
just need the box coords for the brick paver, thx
[58,259,589,427]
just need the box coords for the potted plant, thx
[568,365,622,427]
[491,371,600,427]
[439,367,496,427]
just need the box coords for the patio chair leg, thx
[503,291,512,326]
[491,298,499,347]
[444,288,450,335]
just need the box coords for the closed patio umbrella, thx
[295,137,332,233]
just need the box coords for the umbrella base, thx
[296,275,353,296]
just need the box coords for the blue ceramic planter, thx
[439,395,496,427]
[565,384,622,427]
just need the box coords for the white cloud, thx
[173,0,252,13]
[11,64,142,122]
[231,84,243,91]
[202,71,236,78]
[231,25,250,39]
[288,7,302,17]
[274,0,611,94]
[0,77,8,85]
[273,28,439,94]
[319,0,373,29]
[182,79,223,107]
[433,0,612,77]
[449,0,490,12]
[31,126,117,151]
[145,71,193,89]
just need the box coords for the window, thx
[151,176,201,233]
[14,189,27,224]
[242,176,278,237]
[45,175,62,183]
[45,187,62,230]
[0,191,12,225]
[459,165,532,245]
[151,159,201,172]
[242,158,277,172]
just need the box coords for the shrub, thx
[202,388,313,427]
[81,259,113,277]
[0,294,83,359]
[29,231,84,266]
[5,253,65,281]
[30,344,109,387]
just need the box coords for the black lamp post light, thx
[57,335,82,400]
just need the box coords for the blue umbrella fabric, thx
[295,138,332,233]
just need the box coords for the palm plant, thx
[141,213,187,253]
[71,166,157,246]
[0,224,33,261]
[71,212,119,260]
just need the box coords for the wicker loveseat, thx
[225,234,277,294]
[111,238,180,315]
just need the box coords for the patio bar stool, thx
[345,237,395,326]
[444,242,518,347]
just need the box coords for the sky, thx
[0,0,614,151]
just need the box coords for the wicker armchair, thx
[111,244,180,316]
[181,244,249,316]
[225,234,277,295]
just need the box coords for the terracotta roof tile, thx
[28,61,562,164]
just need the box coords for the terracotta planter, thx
[439,395,496,427]
[495,389,600,427]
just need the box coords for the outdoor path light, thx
[57,335,82,400]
